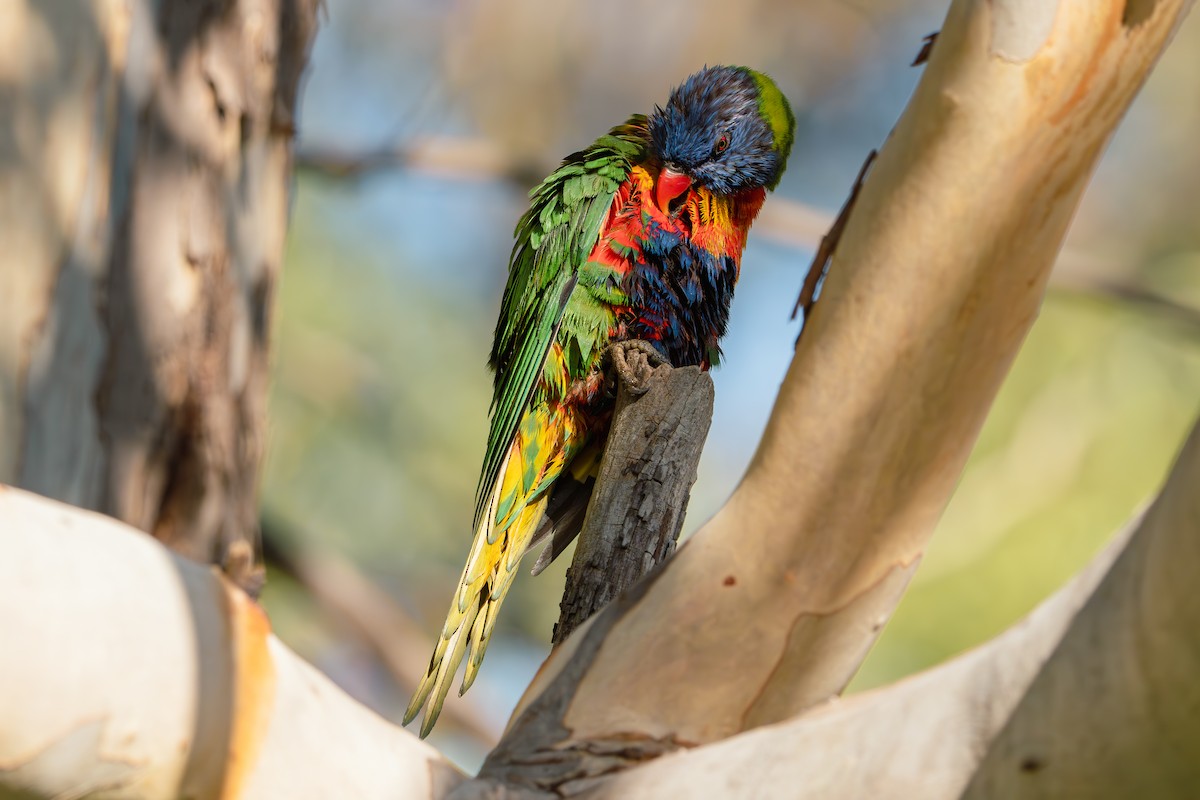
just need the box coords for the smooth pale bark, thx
[580,414,1200,799]
[0,485,464,800]
[0,0,317,582]
[514,0,1194,746]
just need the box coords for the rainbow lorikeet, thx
[405,65,795,737]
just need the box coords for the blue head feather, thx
[649,65,795,195]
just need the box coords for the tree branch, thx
[1051,269,1200,335]
[962,418,1200,797]
[550,410,1200,798]
[296,136,544,185]
[260,517,502,744]
[552,348,714,644]
[6,399,1196,799]
[0,486,461,800]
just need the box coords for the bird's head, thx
[648,65,795,212]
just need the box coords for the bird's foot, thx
[604,340,671,397]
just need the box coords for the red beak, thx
[656,166,692,212]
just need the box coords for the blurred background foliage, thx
[258,0,1200,768]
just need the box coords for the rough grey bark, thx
[1,0,319,590]
[552,347,714,645]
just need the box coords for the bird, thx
[404,65,795,737]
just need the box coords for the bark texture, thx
[0,0,318,587]
[553,358,714,644]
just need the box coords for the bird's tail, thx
[403,416,572,737]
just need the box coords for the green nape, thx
[745,68,795,188]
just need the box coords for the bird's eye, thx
[714,133,731,156]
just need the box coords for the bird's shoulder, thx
[490,115,653,371]
[476,116,652,526]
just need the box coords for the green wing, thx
[477,117,650,528]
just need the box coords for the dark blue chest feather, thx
[621,222,738,368]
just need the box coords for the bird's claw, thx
[604,340,671,397]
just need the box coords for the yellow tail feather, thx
[402,478,549,737]
[405,400,586,736]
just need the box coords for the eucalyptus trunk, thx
[0,0,318,587]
